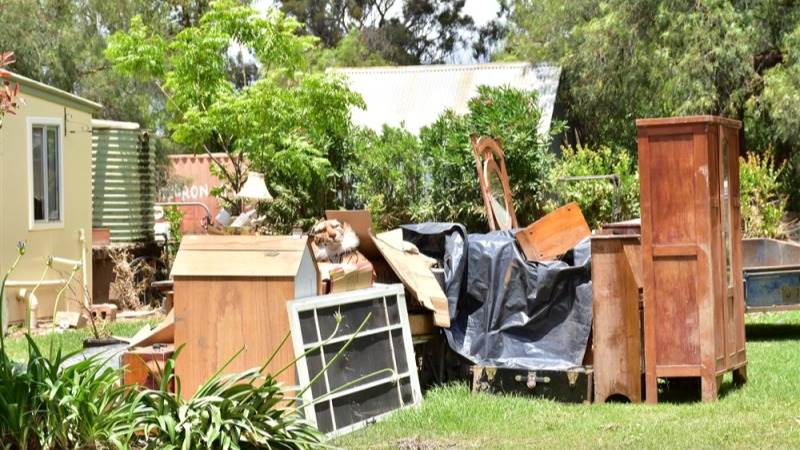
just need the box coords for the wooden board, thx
[128,309,174,348]
[174,277,297,397]
[170,235,311,278]
[122,344,175,390]
[515,202,591,261]
[372,230,450,328]
[591,236,642,403]
[325,210,381,260]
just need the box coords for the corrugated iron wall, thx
[92,122,154,243]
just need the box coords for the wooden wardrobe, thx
[636,116,747,402]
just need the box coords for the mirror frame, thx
[471,135,518,230]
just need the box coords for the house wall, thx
[0,89,94,325]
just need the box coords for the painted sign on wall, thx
[159,153,231,234]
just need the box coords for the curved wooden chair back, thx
[470,135,518,231]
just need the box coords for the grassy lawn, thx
[338,311,800,449]
[3,319,158,362]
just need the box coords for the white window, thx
[28,118,63,229]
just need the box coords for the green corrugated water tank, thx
[92,120,154,243]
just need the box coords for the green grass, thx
[2,319,158,362]
[337,311,800,449]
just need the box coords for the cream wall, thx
[0,87,95,325]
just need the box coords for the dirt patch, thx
[395,436,481,450]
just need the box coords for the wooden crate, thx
[122,344,175,390]
[637,115,747,403]
[171,235,319,397]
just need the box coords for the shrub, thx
[351,85,558,231]
[740,151,787,238]
[546,145,640,229]
[350,126,429,231]
[421,85,558,230]
[0,336,137,449]
[131,348,323,450]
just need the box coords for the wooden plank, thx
[177,234,309,251]
[591,236,642,403]
[171,250,303,278]
[372,230,450,328]
[515,202,591,262]
[128,309,174,348]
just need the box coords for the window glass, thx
[721,139,733,288]
[46,127,59,221]
[31,124,60,224]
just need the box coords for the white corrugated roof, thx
[331,62,561,135]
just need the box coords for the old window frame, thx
[287,284,422,437]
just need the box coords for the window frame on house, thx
[27,117,65,230]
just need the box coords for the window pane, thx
[46,127,59,221]
[31,127,45,221]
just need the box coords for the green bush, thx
[0,336,138,449]
[0,243,324,449]
[131,348,323,449]
[740,151,787,238]
[546,145,640,229]
[351,85,558,231]
[421,85,558,230]
[350,126,429,231]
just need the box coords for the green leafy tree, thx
[107,0,364,230]
[507,0,757,150]
[280,0,477,64]
[504,0,800,156]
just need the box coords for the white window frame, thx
[27,117,65,230]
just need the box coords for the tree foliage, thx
[740,151,788,238]
[107,0,364,230]
[546,145,640,230]
[505,0,800,158]
[352,85,557,231]
[0,0,226,128]
[279,0,478,64]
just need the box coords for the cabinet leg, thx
[733,366,747,386]
[645,373,658,404]
[701,376,718,402]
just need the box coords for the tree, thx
[107,0,364,231]
[279,0,476,64]
[504,0,800,158]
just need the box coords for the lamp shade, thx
[235,172,273,202]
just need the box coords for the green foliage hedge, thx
[546,145,640,230]
[351,85,559,231]
[740,152,788,238]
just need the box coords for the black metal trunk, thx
[471,366,593,404]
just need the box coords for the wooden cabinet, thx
[636,116,747,403]
[170,235,319,397]
[591,234,643,403]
